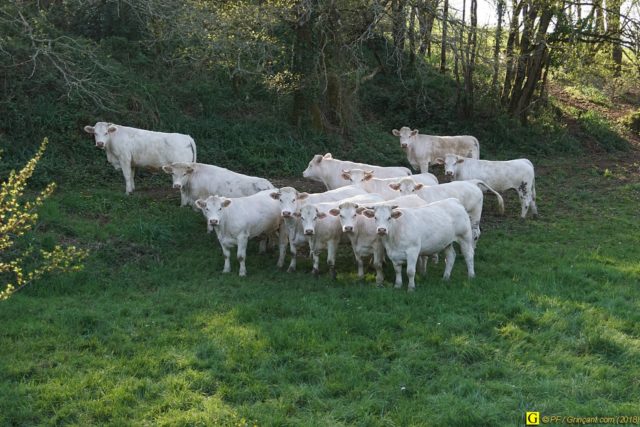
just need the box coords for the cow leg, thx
[258,238,267,254]
[121,159,134,195]
[443,245,456,280]
[276,229,287,269]
[419,162,430,174]
[459,239,476,279]
[406,250,420,292]
[130,166,136,191]
[237,234,249,277]
[221,244,232,273]
[179,189,189,207]
[417,256,428,275]
[327,239,337,280]
[393,261,404,289]
[287,235,297,272]
[355,253,364,278]
[516,186,530,219]
[311,249,321,276]
[373,241,385,286]
[529,185,538,217]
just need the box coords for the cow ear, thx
[363,209,375,218]
[317,212,327,219]
[162,165,173,174]
[415,183,424,190]
[107,125,117,133]
[329,208,340,216]
[391,210,403,219]
[83,125,95,134]
[195,199,206,210]
[356,206,366,215]
[364,171,374,181]
[297,192,309,200]
[456,157,465,164]
[392,129,400,136]
[411,129,419,136]
[388,183,401,191]
[314,155,323,164]
[324,153,332,159]
[341,170,351,181]
[270,192,280,200]
[434,158,444,165]
[222,199,232,208]
[185,166,194,174]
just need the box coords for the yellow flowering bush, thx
[0,138,88,300]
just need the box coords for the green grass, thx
[1,155,640,426]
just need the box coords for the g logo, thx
[526,412,540,425]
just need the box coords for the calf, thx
[162,162,274,208]
[270,186,367,272]
[363,199,475,291]
[389,177,504,243]
[329,195,427,284]
[298,194,384,279]
[195,190,286,276]
[84,122,196,194]
[437,154,537,219]
[302,153,411,190]
[392,126,479,173]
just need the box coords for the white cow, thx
[302,153,411,190]
[298,194,385,279]
[195,190,286,276]
[437,154,537,219]
[162,162,274,208]
[392,126,479,173]
[341,168,438,200]
[270,186,367,272]
[329,195,428,284]
[363,199,476,291]
[84,122,196,194]
[388,177,505,243]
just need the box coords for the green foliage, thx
[620,110,640,135]
[577,111,630,152]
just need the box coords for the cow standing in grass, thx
[363,200,476,291]
[84,122,196,195]
[437,154,537,219]
[392,126,479,173]
[162,162,274,208]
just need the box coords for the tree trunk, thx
[462,0,477,117]
[607,0,623,76]
[508,1,537,114]
[291,16,315,128]
[492,0,505,91]
[392,0,407,65]
[409,4,417,64]
[501,0,524,105]
[440,0,448,72]
[418,0,438,56]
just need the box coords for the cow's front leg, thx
[276,229,287,269]
[120,160,134,195]
[220,244,232,273]
[373,241,385,286]
[442,244,456,280]
[406,250,420,292]
[393,260,404,289]
[311,245,321,276]
[237,234,249,277]
[327,239,337,280]
[419,162,431,174]
[180,189,189,207]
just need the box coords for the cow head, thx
[341,168,374,187]
[362,205,401,236]
[329,201,362,233]
[271,187,308,219]
[436,154,465,178]
[391,126,419,150]
[302,153,332,182]
[162,162,195,189]
[299,204,327,236]
[388,177,424,196]
[195,195,231,232]
[84,121,117,149]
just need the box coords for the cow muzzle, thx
[304,229,314,235]
[343,226,353,232]
[95,141,105,149]
[282,211,292,218]
[400,143,408,149]
[173,184,182,189]
[377,228,387,235]
[209,219,219,226]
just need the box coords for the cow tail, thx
[190,138,197,162]
[475,180,504,215]
[474,137,480,159]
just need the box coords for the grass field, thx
[1,154,640,426]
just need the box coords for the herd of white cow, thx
[84,122,538,291]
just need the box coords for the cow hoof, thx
[287,266,295,273]
[312,268,319,277]
[407,287,415,293]
[394,284,403,290]
[330,270,337,280]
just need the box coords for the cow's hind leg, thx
[459,238,476,279]
[516,182,531,219]
[442,245,456,280]
[237,234,249,277]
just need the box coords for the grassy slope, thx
[1,152,639,426]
